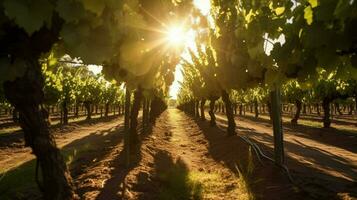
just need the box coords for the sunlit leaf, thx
[304,6,313,25]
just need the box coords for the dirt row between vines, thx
[72,108,305,200]
[215,114,357,199]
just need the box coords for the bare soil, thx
[215,113,357,199]
[0,115,123,173]
[73,109,303,199]
[4,109,352,199]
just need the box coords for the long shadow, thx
[135,150,203,200]
[189,114,306,200]
[52,114,122,128]
[0,121,18,129]
[214,114,357,199]
[233,114,357,154]
[0,122,125,200]
[241,111,357,127]
[0,112,119,130]
[281,112,357,127]
[63,123,125,177]
[95,122,154,200]
[0,115,123,149]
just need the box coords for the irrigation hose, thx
[214,118,296,184]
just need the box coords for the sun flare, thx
[166,26,186,45]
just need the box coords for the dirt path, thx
[215,114,357,199]
[77,109,242,199]
[0,116,123,173]
[75,109,304,200]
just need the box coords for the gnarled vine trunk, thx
[348,104,353,115]
[335,102,342,115]
[104,103,109,117]
[12,107,19,123]
[84,101,91,120]
[221,90,236,136]
[129,87,142,146]
[142,98,149,128]
[209,98,217,126]
[195,99,200,118]
[291,99,302,124]
[254,100,259,118]
[3,64,75,200]
[200,99,206,120]
[239,104,243,116]
[322,98,331,128]
[74,102,79,118]
[302,104,306,114]
[267,101,272,121]
[62,99,68,125]
[316,103,320,115]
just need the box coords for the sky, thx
[87,64,102,75]
[169,0,211,99]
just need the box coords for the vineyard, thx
[0,0,356,199]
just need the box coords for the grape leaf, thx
[309,0,318,8]
[3,0,53,34]
[304,6,313,25]
[56,0,87,23]
[81,0,106,16]
[275,7,285,16]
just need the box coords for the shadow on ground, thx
[0,121,123,200]
[0,115,122,149]
[215,113,357,199]
[135,150,203,200]
[185,111,310,200]
[94,123,153,200]
[236,114,357,154]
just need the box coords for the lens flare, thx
[167,26,186,45]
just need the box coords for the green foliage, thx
[43,66,62,105]
[282,80,308,103]
[0,86,11,110]
[2,0,53,34]
[314,70,349,101]
[101,81,122,105]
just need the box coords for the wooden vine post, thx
[124,86,131,166]
[270,85,284,165]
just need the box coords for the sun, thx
[166,26,186,45]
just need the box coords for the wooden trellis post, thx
[124,87,131,166]
[270,85,284,165]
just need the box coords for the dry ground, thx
[216,112,357,199]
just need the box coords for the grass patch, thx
[156,158,203,200]
[234,146,255,200]
[158,167,255,200]
[155,149,256,200]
